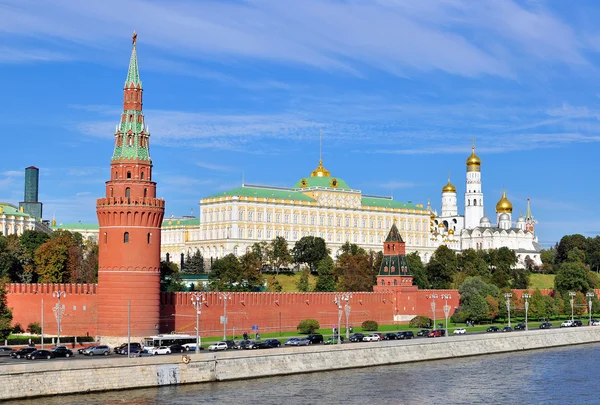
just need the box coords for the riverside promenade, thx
[1,327,599,401]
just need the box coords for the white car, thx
[560,320,573,328]
[453,328,466,335]
[362,333,381,342]
[591,320,600,326]
[148,346,171,355]
[207,342,228,351]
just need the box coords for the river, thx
[14,344,600,405]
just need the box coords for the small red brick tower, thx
[96,32,165,338]
[374,222,414,290]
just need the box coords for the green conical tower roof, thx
[385,222,404,243]
[125,31,142,88]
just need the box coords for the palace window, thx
[239,210,244,220]
[346,217,350,227]
[320,215,325,226]
[362,219,366,228]
[285,214,289,223]
[125,188,131,200]
[249,211,254,221]
[276,213,280,223]
[258,212,263,222]
[141,172,145,180]
[354,218,358,228]
[293,230,298,240]
[267,230,272,239]
[267,213,272,222]
[258,230,262,239]
[302,214,307,224]
[408,222,412,231]
[337,217,342,226]
[127,171,131,179]
[248,229,253,238]
[328,215,332,226]
[311,215,316,225]
[293,214,298,224]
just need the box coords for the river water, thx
[15,344,600,405]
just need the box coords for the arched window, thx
[474,199,477,206]
[393,279,397,286]
[103,232,107,244]
[115,171,118,179]
[141,172,145,180]
[110,188,113,197]
[125,188,131,199]
[144,188,147,198]
[127,171,131,179]
[124,232,129,243]
[147,233,151,244]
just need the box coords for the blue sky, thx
[1,0,600,247]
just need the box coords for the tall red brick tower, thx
[96,32,165,338]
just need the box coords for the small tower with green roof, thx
[375,222,413,289]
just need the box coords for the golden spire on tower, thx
[311,129,331,177]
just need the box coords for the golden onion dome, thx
[430,212,436,220]
[496,190,513,213]
[438,222,445,228]
[448,229,454,235]
[310,159,331,177]
[442,180,456,193]
[466,144,481,168]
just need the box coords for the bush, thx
[297,319,320,334]
[409,316,432,329]
[27,322,41,334]
[361,320,379,331]
[12,323,24,334]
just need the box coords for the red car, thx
[427,330,442,338]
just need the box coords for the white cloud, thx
[196,162,236,172]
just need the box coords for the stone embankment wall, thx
[1,327,598,401]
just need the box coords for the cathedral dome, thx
[466,145,481,168]
[442,180,456,193]
[310,159,331,178]
[499,213,510,221]
[448,229,454,235]
[496,190,513,213]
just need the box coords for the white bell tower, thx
[464,142,484,229]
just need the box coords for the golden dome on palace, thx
[496,190,513,213]
[466,143,481,168]
[310,159,331,177]
[448,229,454,235]
[442,180,456,193]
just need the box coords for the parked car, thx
[11,347,36,359]
[27,350,55,360]
[130,350,152,358]
[306,334,324,344]
[572,320,583,327]
[453,328,466,335]
[207,342,228,351]
[84,345,111,356]
[78,346,93,354]
[373,333,384,340]
[384,333,397,340]
[0,347,15,356]
[591,320,600,326]
[51,346,74,358]
[285,338,300,346]
[264,339,282,348]
[349,333,365,342]
[539,322,552,329]
[501,326,513,332]
[416,329,431,337]
[514,323,526,331]
[148,346,171,355]
[169,344,187,353]
[296,338,311,346]
[363,333,381,342]
[561,320,574,328]
[427,330,443,338]
[486,326,499,333]
[236,340,253,349]
[115,342,142,354]
[247,341,267,350]
[396,331,414,340]
[324,336,345,345]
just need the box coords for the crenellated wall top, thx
[7,283,98,295]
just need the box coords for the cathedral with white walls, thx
[429,144,542,268]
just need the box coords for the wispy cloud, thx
[196,162,236,172]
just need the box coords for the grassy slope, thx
[273,273,316,292]
[529,273,555,290]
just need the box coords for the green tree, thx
[238,252,264,291]
[336,244,373,291]
[269,237,292,274]
[266,275,282,292]
[209,254,242,291]
[0,235,25,282]
[566,247,586,264]
[292,236,329,272]
[369,250,384,286]
[0,283,12,339]
[296,268,311,292]
[426,245,458,289]
[406,252,428,289]
[314,255,336,292]
[556,234,587,263]
[457,277,499,322]
[458,248,490,279]
[554,262,594,294]
[160,260,185,292]
[553,290,565,316]
[540,248,556,273]
[183,249,204,274]
[20,230,49,258]
[34,230,85,283]
[486,296,499,321]
[489,247,517,289]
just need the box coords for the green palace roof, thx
[361,196,426,211]
[51,222,99,231]
[292,176,352,190]
[0,203,33,218]
[162,217,200,227]
[204,185,316,202]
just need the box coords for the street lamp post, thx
[522,293,530,331]
[219,293,231,341]
[52,291,66,345]
[343,294,352,340]
[569,292,576,322]
[430,294,438,329]
[333,294,345,345]
[191,293,206,354]
[504,293,512,327]
[586,292,595,325]
[441,294,451,338]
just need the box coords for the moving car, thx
[416,329,431,337]
[51,346,74,358]
[27,349,55,360]
[207,342,228,351]
[501,326,513,332]
[396,331,414,340]
[486,326,499,333]
[539,322,552,329]
[349,333,365,342]
[83,345,111,356]
[363,333,381,342]
[514,323,526,331]
[453,328,466,335]
[427,330,443,338]
[148,346,171,355]
[306,334,324,344]
[11,347,37,359]
[264,339,282,348]
[0,347,14,356]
